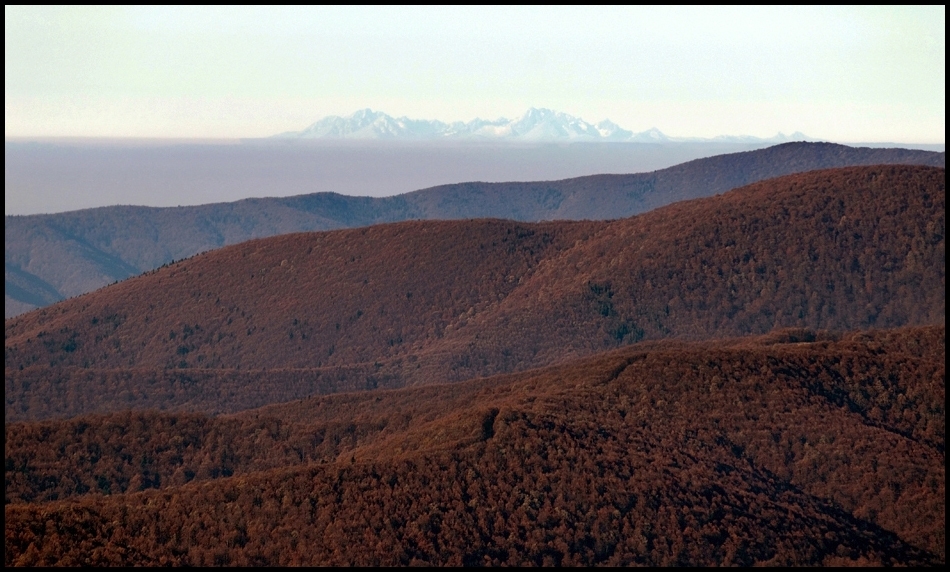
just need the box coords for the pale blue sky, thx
[5,6,945,142]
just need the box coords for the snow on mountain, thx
[499,108,599,141]
[287,109,452,140]
[595,120,634,140]
[628,127,670,143]
[276,109,811,143]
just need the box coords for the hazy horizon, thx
[5,6,945,215]
[2,140,777,216]
[6,7,945,143]
[6,138,945,217]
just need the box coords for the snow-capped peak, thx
[275,110,809,144]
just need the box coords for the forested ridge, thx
[6,141,944,318]
[4,164,944,566]
[5,326,944,565]
[5,165,944,421]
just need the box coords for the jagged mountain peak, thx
[277,109,808,143]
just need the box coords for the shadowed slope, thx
[6,142,944,317]
[4,166,944,421]
[455,164,946,373]
[5,326,944,565]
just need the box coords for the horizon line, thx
[5,136,946,147]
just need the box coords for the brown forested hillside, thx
[4,165,944,421]
[5,326,944,565]
[6,141,944,318]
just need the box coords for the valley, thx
[4,155,945,566]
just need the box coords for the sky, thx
[4,6,946,143]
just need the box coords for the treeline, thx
[6,326,944,564]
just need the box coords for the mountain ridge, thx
[4,164,944,566]
[276,107,813,143]
[6,165,944,420]
[6,142,944,318]
[5,324,945,565]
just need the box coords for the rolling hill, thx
[5,165,944,421]
[4,162,945,566]
[6,142,944,318]
[5,325,944,565]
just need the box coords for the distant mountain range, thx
[275,107,812,143]
[5,142,944,318]
[6,164,944,412]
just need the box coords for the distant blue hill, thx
[5,142,943,318]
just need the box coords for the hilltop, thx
[4,164,945,566]
[5,141,944,318]
[5,325,944,565]
[5,165,944,420]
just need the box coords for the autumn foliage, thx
[5,165,944,421]
[4,165,945,566]
[4,326,944,565]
